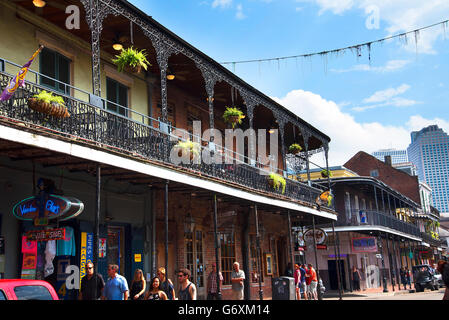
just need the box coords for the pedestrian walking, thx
[437,260,449,300]
[145,276,168,300]
[294,264,301,300]
[400,267,407,290]
[351,266,361,291]
[405,267,412,289]
[157,267,176,300]
[299,264,308,300]
[305,263,318,300]
[130,268,146,300]
[102,264,129,300]
[207,263,223,300]
[177,268,197,300]
[231,262,245,300]
[78,262,105,300]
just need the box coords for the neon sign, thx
[13,195,84,221]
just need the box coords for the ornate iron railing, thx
[0,71,330,209]
[336,209,421,237]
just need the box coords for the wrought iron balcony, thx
[0,68,330,211]
[335,209,421,238]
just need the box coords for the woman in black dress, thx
[145,277,168,300]
[352,266,361,291]
[130,269,146,300]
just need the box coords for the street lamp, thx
[377,235,389,292]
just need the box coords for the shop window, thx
[249,234,264,283]
[107,226,126,275]
[106,77,128,116]
[39,47,71,95]
[184,230,204,288]
[220,233,235,285]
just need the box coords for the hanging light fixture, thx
[33,0,46,7]
[112,38,123,51]
[166,68,175,80]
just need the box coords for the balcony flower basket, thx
[112,47,151,74]
[320,169,332,178]
[267,172,286,194]
[174,140,200,161]
[223,107,244,129]
[27,90,70,118]
[288,143,302,155]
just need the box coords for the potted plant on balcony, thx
[28,90,70,118]
[267,172,286,194]
[223,107,244,129]
[320,169,332,178]
[173,140,200,161]
[112,47,151,74]
[288,143,302,155]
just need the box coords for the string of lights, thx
[219,19,449,67]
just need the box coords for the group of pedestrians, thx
[293,263,318,300]
[78,262,229,301]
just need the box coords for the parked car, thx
[0,279,59,300]
[412,265,439,292]
[434,270,445,288]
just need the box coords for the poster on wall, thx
[99,238,107,258]
[352,237,378,253]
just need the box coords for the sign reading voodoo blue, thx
[13,195,84,222]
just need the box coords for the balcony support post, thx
[312,216,323,300]
[392,236,401,289]
[254,204,263,300]
[385,235,395,291]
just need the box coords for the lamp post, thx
[377,235,389,292]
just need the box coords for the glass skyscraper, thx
[407,125,449,214]
[372,149,408,164]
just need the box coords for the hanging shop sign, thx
[25,228,66,242]
[80,232,94,288]
[303,228,327,245]
[352,237,378,253]
[12,195,84,222]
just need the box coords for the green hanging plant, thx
[288,143,303,155]
[112,47,151,74]
[320,169,332,178]
[28,90,70,118]
[267,172,286,194]
[223,107,245,129]
[174,140,200,161]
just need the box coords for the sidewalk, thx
[323,285,420,300]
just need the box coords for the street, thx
[325,288,446,300]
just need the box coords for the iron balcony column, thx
[378,234,389,292]
[254,204,263,300]
[165,180,169,277]
[93,163,101,300]
[287,211,294,276]
[385,235,395,291]
[312,216,323,300]
[392,236,401,289]
[331,221,343,300]
[213,194,222,299]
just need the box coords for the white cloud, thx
[363,84,410,104]
[302,0,449,53]
[212,0,233,9]
[236,4,246,19]
[271,89,442,167]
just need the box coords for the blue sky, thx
[129,0,449,166]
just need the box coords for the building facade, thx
[372,149,408,165]
[408,125,449,215]
[0,0,336,300]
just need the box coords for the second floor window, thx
[106,78,128,116]
[40,48,71,95]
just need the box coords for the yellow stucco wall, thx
[0,1,148,118]
[298,168,358,181]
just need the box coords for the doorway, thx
[328,260,346,290]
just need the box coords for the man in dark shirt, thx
[79,262,105,300]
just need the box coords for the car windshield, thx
[14,285,53,300]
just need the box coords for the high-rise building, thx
[407,125,449,214]
[372,148,408,164]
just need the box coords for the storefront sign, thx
[352,237,378,253]
[13,195,84,222]
[134,254,142,263]
[26,228,66,242]
[80,232,94,287]
[303,228,327,245]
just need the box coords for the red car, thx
[0,279,59,300]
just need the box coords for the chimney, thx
[384,155,392,166]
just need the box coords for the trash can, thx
[272,277,295,300]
